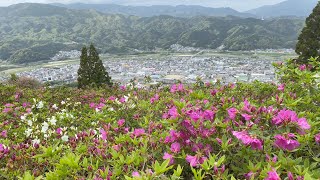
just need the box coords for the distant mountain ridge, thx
[0,3,305,64]
[51,3,254,17]
[246,0,318,17]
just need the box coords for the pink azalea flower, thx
[244,171,255,180]
[274,134,300,151]
[133,128,145,137]
[120,85,126,91]
[2,108,11,113]
[232,131,263,150]
[4,103,14,107]
[177,84,184,91]
[186,155,198,167]
[0,143,4,152]
[186,154,207,167]
[170,142,181,153]
[132,171,140,177]
[315,133,320,143]
[163,152,174,164]
[190,112,201,122]
[89,103,96,109]
[119,97,126,103]
[1,130,7,138]
[228,108,238,120]
[108,96,116,101]
[294,117,311,130]
[265,169,281,180]
[288,172,294,180]
[250,138,263,150]
[56,128,62,135]
[112,145,121,151]
[299,64,307,71]
[241,114,252,121]
[117,119,125,127]
[277,84,285,92]
[100,129,107,140]
[170,84,177,93]
[203,110,214,120]
[272,109,310,131]
[168,106,179,119]
[232,131,252,145]
[150,94,160,104]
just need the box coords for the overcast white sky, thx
[0,0,286,11]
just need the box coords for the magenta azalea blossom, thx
[133,128,145,137]
[100,129,107,140]
[277,84,285,92]
[315,133,320,143]
[272,109,310,131]
[168,106,179,119]
[117,119,125,127]
[232,131,252,145]
[294,117,311,130]
[132,171,140,177]
[299,64,307,71]
[1,130,7,138]
[203,110,215,120]
[288,172,294,180]
[265,169,281,180]
[274,134,300,151]
[232,131,263,150]
[186,154,207,167]
[170,142,181,153]
[56,128,62,135]
[186,155,198,167]
[241,114,252,121]
[163,152,174,164]
[228,108,238,120]
[0,144,4,152]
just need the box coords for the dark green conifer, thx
[296,2,320,63]
[77,44,112,88]
[77,46,89,88]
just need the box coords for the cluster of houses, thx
[14,54,277,86]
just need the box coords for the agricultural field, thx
[0,58,319,179]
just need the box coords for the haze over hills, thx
[51,0,318,18]
[246,0,318,17]
[0,3,307,64]
[52,3,254,17]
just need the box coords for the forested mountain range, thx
[52,3,254,18]
[0,3,305,64]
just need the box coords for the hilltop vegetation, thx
[0,58,319,179]
[0,3,305,64]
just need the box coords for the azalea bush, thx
[0,58,319,179]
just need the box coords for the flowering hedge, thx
[0,58,319,179]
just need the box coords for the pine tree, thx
[77,44,112,88]
[295,2,320,63]
[77,47,89,88]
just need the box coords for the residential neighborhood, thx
[13,53,278,86]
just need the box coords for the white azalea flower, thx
[61,101,66,105]
[49,116,57,125]
[27,120,33,126]
[108,107,115,111]
[25,128,33,137]
[36,101,44,109]
[52,104,58,110]
[21,115,26,121]
[32,139,40,146]
[41,122,49,133]
[61,135,69,142]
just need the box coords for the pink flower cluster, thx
[232,131,263,150]
[274,133,300,151]
[272,109,311,133]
